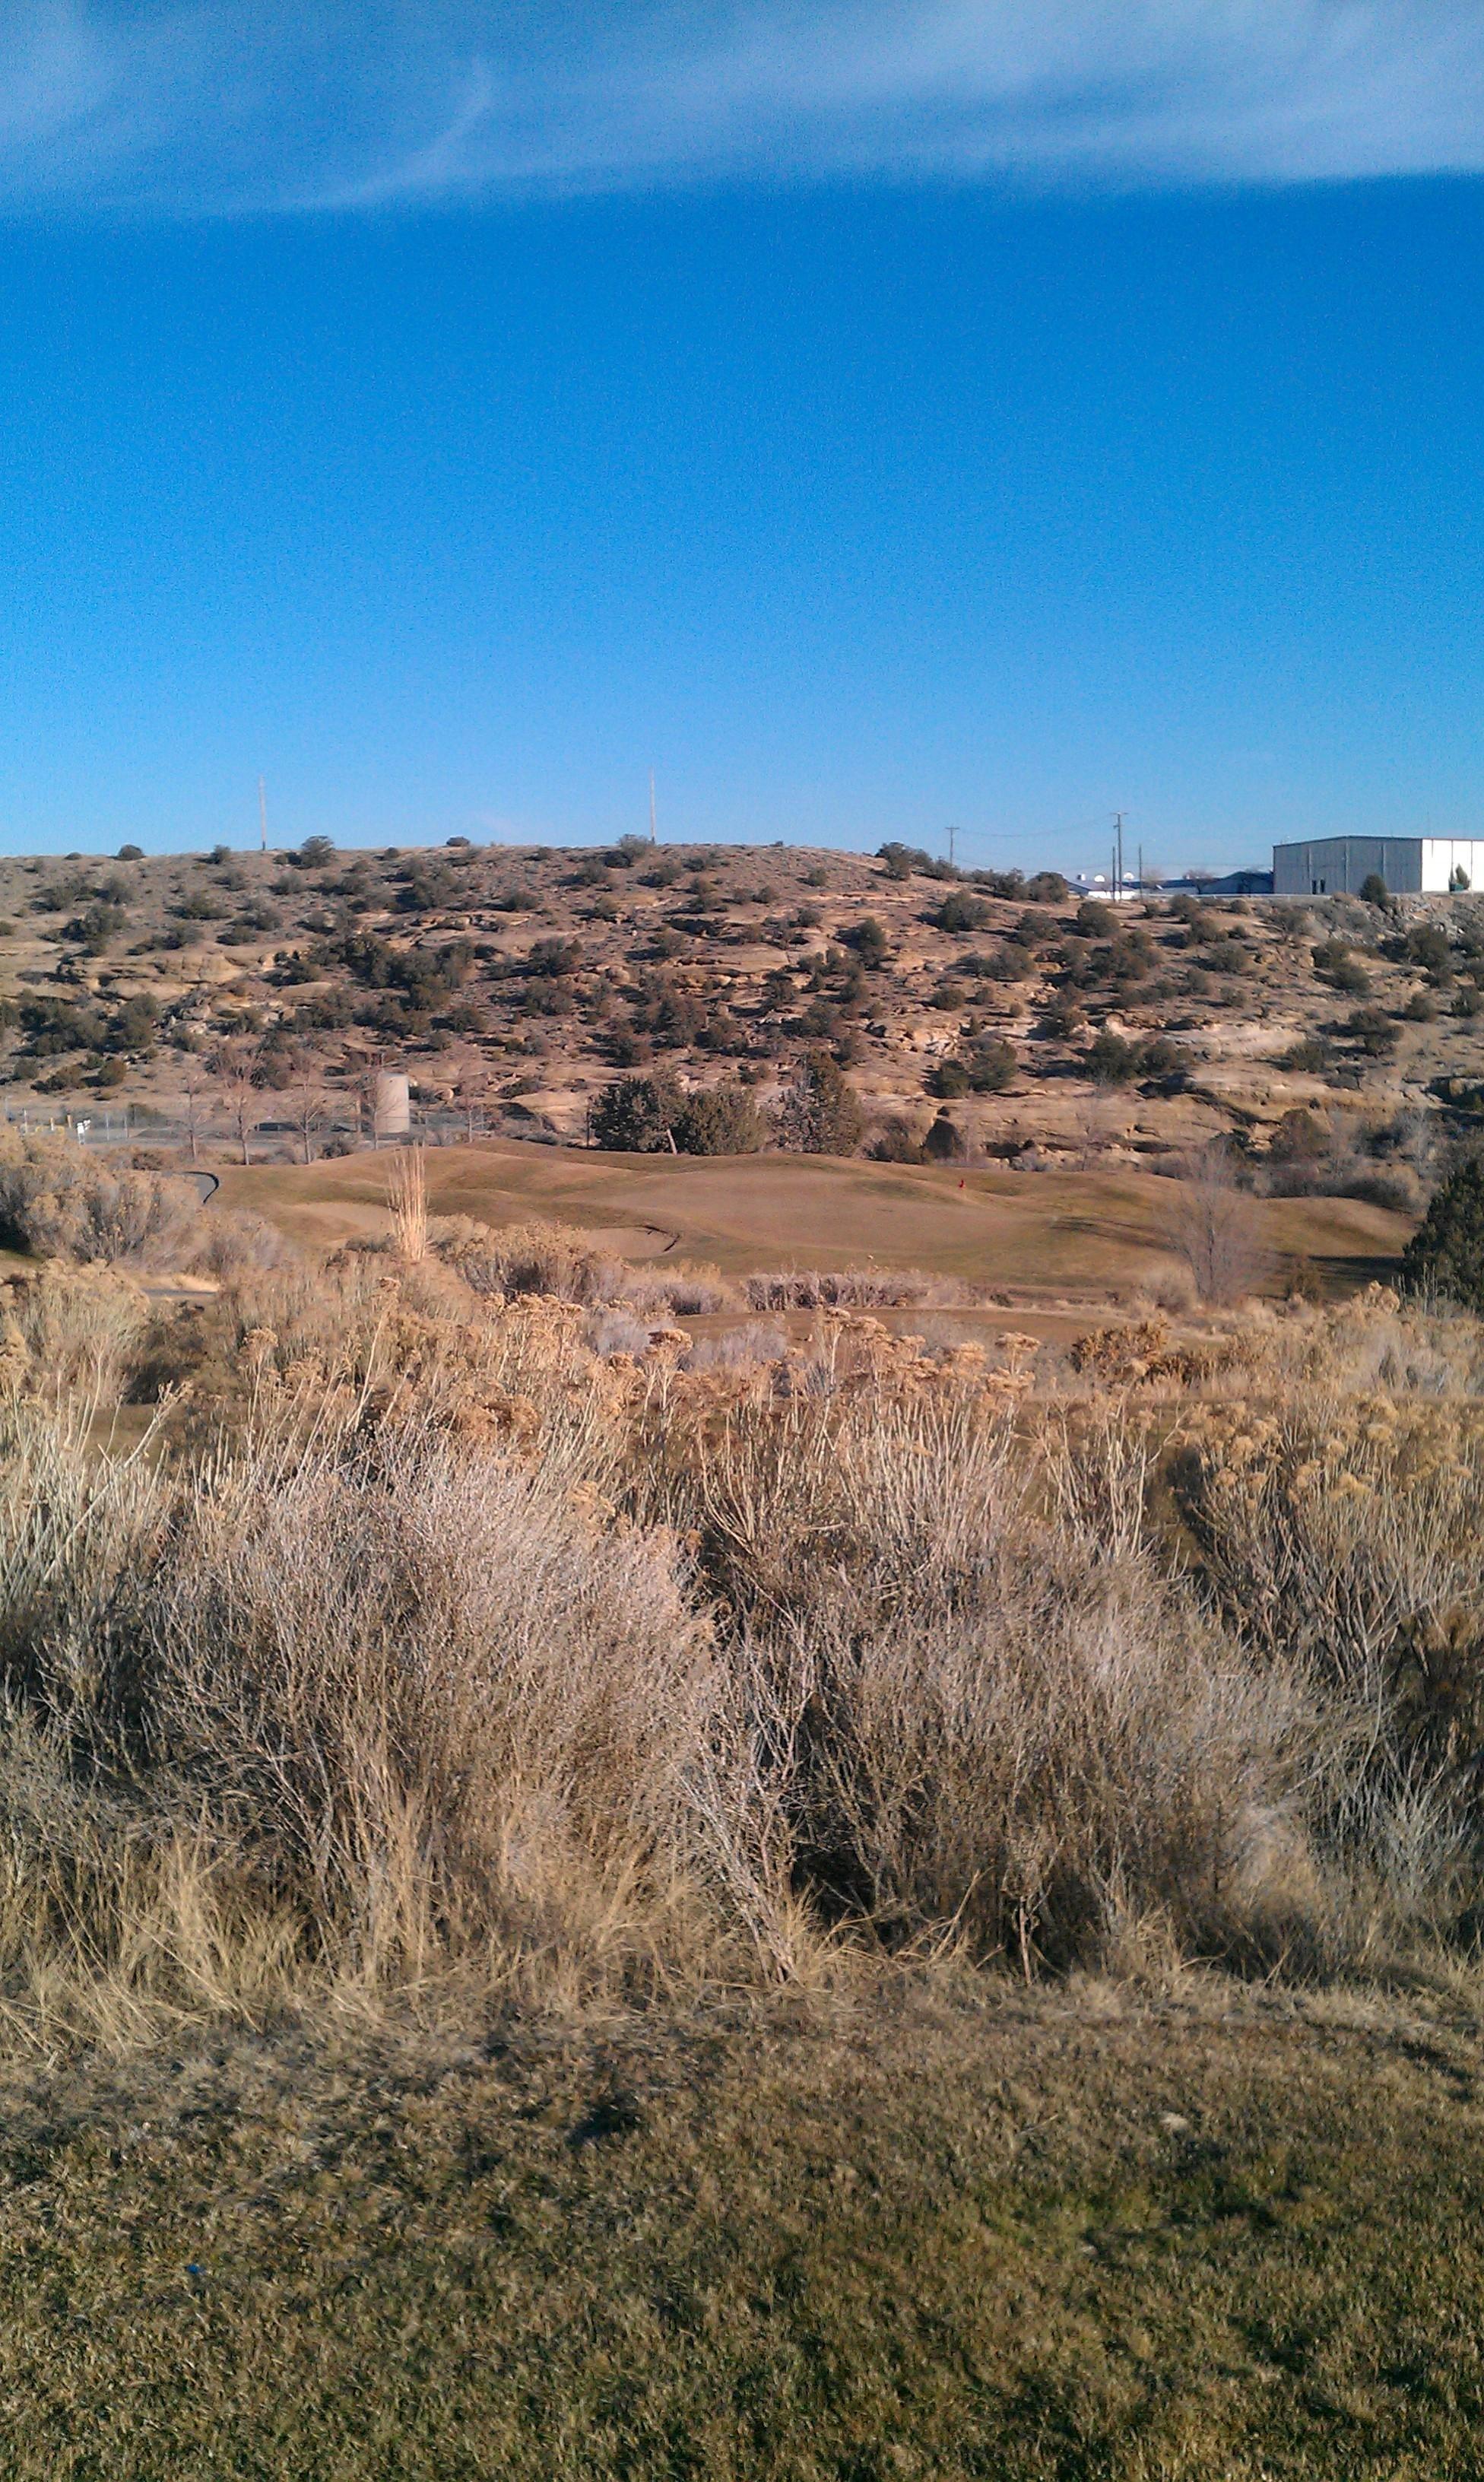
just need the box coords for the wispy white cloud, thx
[4,2,1484,215]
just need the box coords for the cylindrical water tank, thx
[373,1072,411,1141]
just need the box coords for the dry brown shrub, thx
[661,1389,1333,1974]
[0,1256,1482,2045]
[0,1132,199,1268]
[0,1265,151,1416]
[186,1204,296,1281]
[1068,1317,1247,1392]
[625,1265,738,1317]
[436,1215,626,1306]
[742,1268,969,1311]
[1170,1392,1484,1692]
[146,1419,719,1995]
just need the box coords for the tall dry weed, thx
[385,1144,429,1262]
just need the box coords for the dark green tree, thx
[774,1051,865,1155]
[965,1038,1017,1093]
[842,915,890,967]
[867,1116,928,1163]
[1406,923,1454,979]
[1359,872,1390,907]
[1346,1005,1399,1057]
[923,1109,965,1161]
[1086,1029,1140,1084]
[672,1082,766,1156]
[591,1072,683,1152]
[1269,1107,1326,1163]
[1401,1157,1484,1308]
[931,892,991,935]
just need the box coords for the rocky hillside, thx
[2,833,1482,1188]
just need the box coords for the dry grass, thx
[741,1265,970,1309]
[2,1214,1484,2468]
[6,1978,1484,2478]
[0,1225,1479,2053]
[213,1138,1413,1298]
[384,1141,428,1262]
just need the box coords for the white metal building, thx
[1273,836,1484,898]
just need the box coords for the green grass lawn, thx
[2,1981,1482,2479]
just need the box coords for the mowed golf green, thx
[214,1140,1410,1297]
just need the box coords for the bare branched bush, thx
[653,1390,1337,1974]
[687,1322,788,1370]
[1168,1152,1270,1305]
[625,1266,738,1316]
[0,1266,151,1415]
[147,1420,719,1992]
[186,1204,298,1282]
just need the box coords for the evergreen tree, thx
[1400,1157,1484,1309]
[591,1072,683,1152]
[923,1109,965,1161]
[672,1083,766,1156]
[774,1051,865,1155]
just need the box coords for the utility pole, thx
[1137,842,1143,898]
[947,824,958,869]
[1113,811,1125,901]
[258,776,268,855]
[649,770,658,845]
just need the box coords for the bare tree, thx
[211,1038,265,1168]
[178,1059,214,1165]
[354,1068,379,1148]
[1390,1103,1441,1191]
[287,1065,332,1165]
[1318,1107,1364,1198]
[1073,1092,1118,1173]
[1169,1147,1269,1306]
[449,1051,493,1144]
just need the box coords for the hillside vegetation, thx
[5,837,1484,1195]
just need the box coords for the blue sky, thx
[2,5,1482,876]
